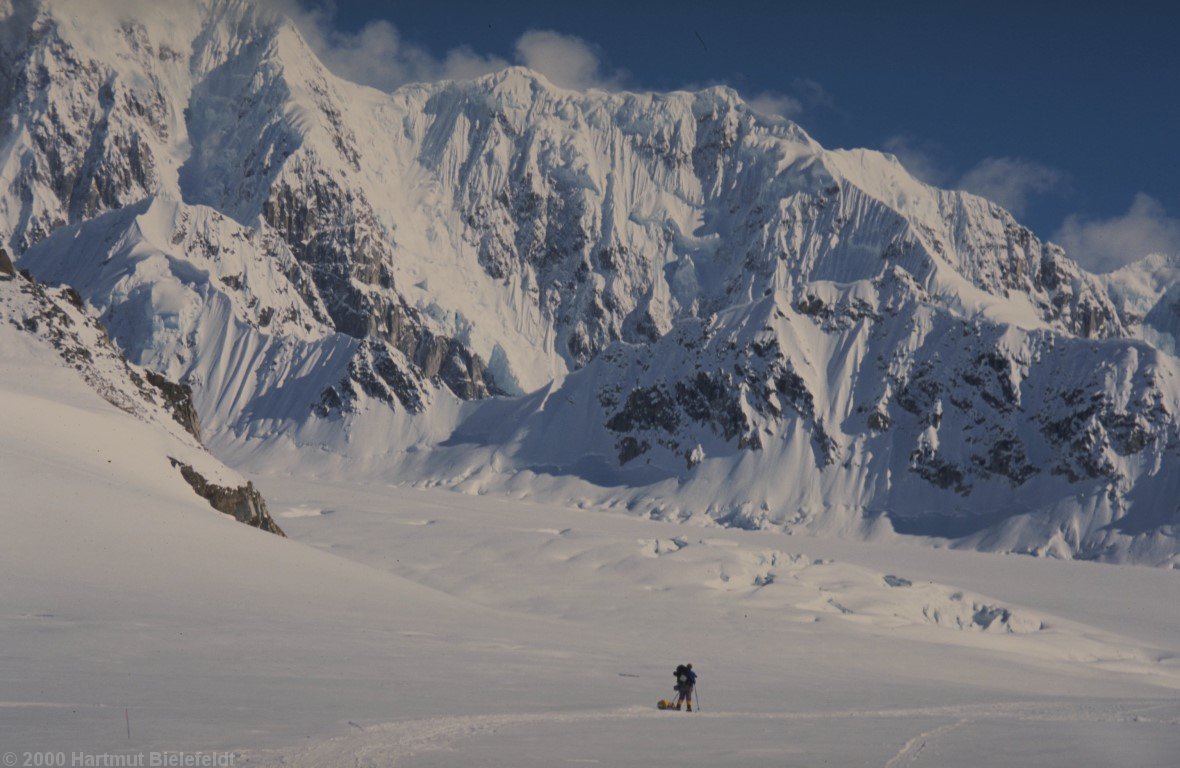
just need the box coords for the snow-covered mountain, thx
[2,0,1177,564]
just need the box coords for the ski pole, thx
[695,684,702,711]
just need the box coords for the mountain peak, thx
[479,65,558,89]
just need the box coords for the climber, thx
[673,663,697,711]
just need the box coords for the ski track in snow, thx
[883,718,970,768]
[241,700,1180,767]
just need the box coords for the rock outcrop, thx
[169,458,284,536]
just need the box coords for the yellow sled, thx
[657,699,675,710]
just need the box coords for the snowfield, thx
[2,352,1178,765]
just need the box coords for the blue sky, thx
[282,0,1180,271]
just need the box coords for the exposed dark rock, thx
[347,340,427,414]
[767,361,815,420]
[971,605,1012,630]
[312,385,345,418]
[2,26,161,251]
[628,308,664,344]
[395,320,501,400]
[314,333,499,417]
[970,436,1038,486]
[9,276,216,449]
[169,458,284,536]
[262,169,400,340]
[738,429,763,451]
[909,443,971,495]
[616,436,650,465]
[1038,384,1164,483]
[1101,411,1154,455]
[606,385,680,434]
[144,370,202,442]
[262,165,501,401]
[5,271,282,536]
[867,409,891,432]
[895,363,941,416]
[795,294,825,318]
[795,293,881,331]
[0,247,14,278]
[675,372,746,441]
[811,420,839,467]
[1033,246,1122,339]
[59,285,85,309]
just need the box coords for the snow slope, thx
[5,454,1178,764]
[1,0,1178,563]
[1103,253,1180,356]
[252,475,1180,767]
[0,264,280,532]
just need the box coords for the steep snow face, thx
[19,196,455,445]
[1102,253,1180,356]
[3,0,1177,563]
[406,270,1180,565]
[0,262,282,533]
[385,70,1123,387]
[0,0,261,247]
[1,0,500,403]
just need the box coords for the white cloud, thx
[270,0,507,91]
[882,135,952,186]
[270,5,626,93]
[746,92,804,119]
[1053,193,1180,273]
[882,138,1065,217]
[790,78,835,110]
[513,30,624,91]
[437,46,511,82]
[740,77,835,120]
[882,133,1177,273]
[267,1,830,118]
[956,157,1064,216]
